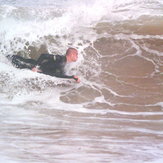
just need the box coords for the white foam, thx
[145,158,163,163]
[0,156,19,163]
[151,102,163,108]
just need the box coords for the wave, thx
[0,0,163,54]
[0,0,162,106]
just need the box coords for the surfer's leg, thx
[7,55,37,69]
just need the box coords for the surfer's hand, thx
[73,76,80,83]
[32,66,42,72]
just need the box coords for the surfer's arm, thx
[56,74,80,83]
[57,74,79,80]
[31,66,42,72]
[52,70,80,82]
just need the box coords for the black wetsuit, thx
[8,54,74,79]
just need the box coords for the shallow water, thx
[0,0,163,162]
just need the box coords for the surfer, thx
[7,48,80,82]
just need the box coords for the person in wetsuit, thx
[8,48,80,82]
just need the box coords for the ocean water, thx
[0,0,163,162]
